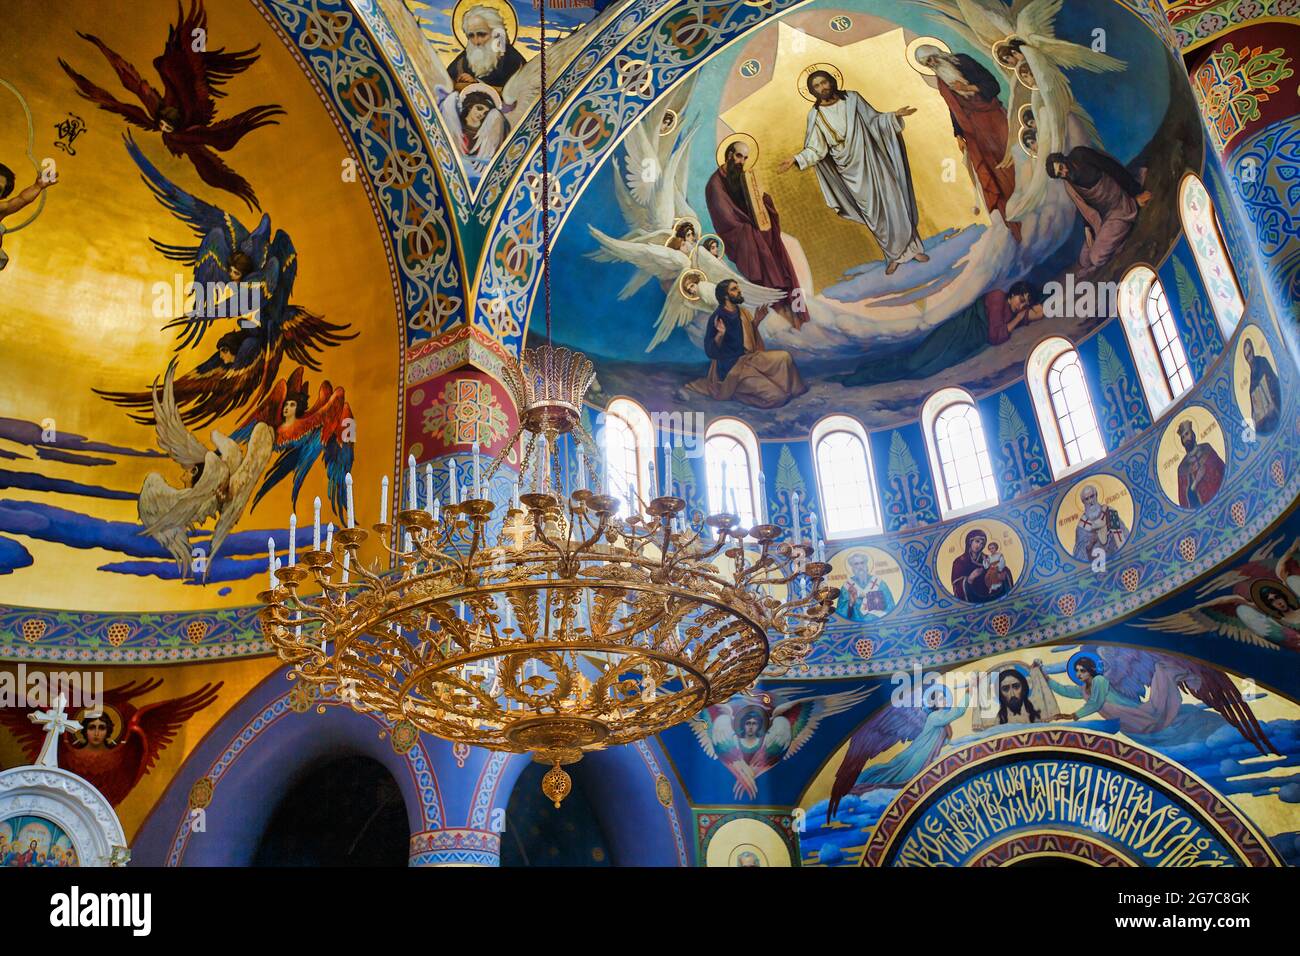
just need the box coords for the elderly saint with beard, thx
[914,44,1020,242]
[448,5,526,91]
[1071,484,1128,561]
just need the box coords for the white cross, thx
[29,694,82,768]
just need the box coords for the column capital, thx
[408,827,501,867]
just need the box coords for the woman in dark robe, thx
[950,529,1013,603]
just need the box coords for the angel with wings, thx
[828,688,966,821]
[96,133,355,429]
[138,360,273,579]
[231,366,355,519]
[910,0,1126,219]
[1144,537,1300,653]
[0,678,222,807]
[690,685,869,800]
[58,0,284,209]
[1030,646,1276,755]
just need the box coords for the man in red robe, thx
[915,45,1020,242]
[705,140,809,328]
[1175,419,1225,507]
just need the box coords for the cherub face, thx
[742,716,761,736]
[283,399,299,421]
[466,103,490,128]
[85,717,110,746]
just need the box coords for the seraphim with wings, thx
[1145,537,1300,652]
[232,366,355,518]
[586,78,786,353]
[0,678,222,807]
[690,686,870,799]
[910,0,1125,217]
[59,0,284,210]
[138,361,273,579]
[96,133,355,429]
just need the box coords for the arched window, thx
[811,416,882,538]
[602,398,653,517]
[1027,337,1106,478]
[921,388,998,517]
[705,418,762,527]
[1119,266,1193,417]
[1179,173,1244,337]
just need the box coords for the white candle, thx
[576,448,585,493]
[425,462,434,514]
[791,490,802,545]
[380,475,389,525]
[267,537,277,587]
[433,496,440,523]
[513,476,521,509]
[648,458,657,503]
[408,455,417,509]
[325,522,334,554]
[472,441,481,498]
[720,460,728,514]
[313,497,322,551]
[539,436,550,493]
[288,513,297,566]
[342,549,350,585]
[449,457,459,504]
[345,472,355,528]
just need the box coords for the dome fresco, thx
[0,0,401,613]
[2,0,1300,876]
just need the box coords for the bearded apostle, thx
[705,140,809,327]
[686,280,806,410]
[1047,147,1152,278]
[914,45,1020,242]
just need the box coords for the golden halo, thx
[906,36,952,76]
[1015,62,1038,91]
[991,36,1019,70]
[665,216,701,246]
[1018,102,1035,128]
[698,232,725,258]
[716,131,760,169]
[678,268,707,301]
[451,0,519,48]
[461,81,503,109]
[796,62,844,102]
[658,108,680,137]
[1019,126,1038,156]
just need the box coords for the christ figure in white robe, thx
[778,70,928,275]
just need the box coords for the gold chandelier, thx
[257,0,838,807]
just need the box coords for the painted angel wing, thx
[1093,645,1158,701]
[587,226,689,294]
[647,273,712,352]
[828,703,930,820]
[955,0,1016,44]
[140,449,227,539]
[771,685,872,760]
[207,422,274,566]
[1173,659,1276,755]
[151,361,209,470]
[124,681,224,789]
[1143,595,1281,650]
[137,473,194,570]
[1274,538,1300,588]
[694,248,784,306]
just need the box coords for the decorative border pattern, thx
[634,739,689,866]
[409,826,500,866]
[861,728,1279,867]
[969,831,1135,867]
[1162,0,1300,49]
[163,685,444,866]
